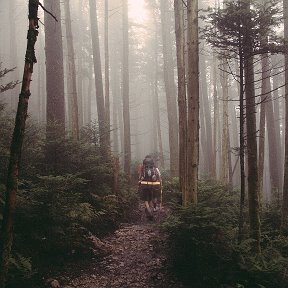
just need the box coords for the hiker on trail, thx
[138,155,162,220]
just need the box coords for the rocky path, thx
[62,209,183,288]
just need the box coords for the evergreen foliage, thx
[0,104,137,287]
[161,180,288,288]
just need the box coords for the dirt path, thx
[62,209,183,288]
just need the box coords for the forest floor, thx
[59,205,184,288]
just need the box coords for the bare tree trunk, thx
[220,59,229,185]
[77,0,84,127]
[122,0,131,180]
[212,54,218,178]
[8,0,18,110]
[105,0,111,149]
[200,56,213,177]
[64,0,79,140]
[0,2,39,286]
[186,0,199,205]
[282,0,288,233]
[160,0,179,177]
[89,0,106,151]
[258,57,266,201]
[174,0,187,202]
[44,0,65,139]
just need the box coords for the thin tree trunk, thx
[105,0,111,149]
[64,0,79,140]
[282,0,288,232]
[200,56,213,177]
[0,2,39,286]
[212,53,218,178]
[186,0,199,205]
[221,59,229,185]
[122,0,131,180]
[89,0,106,152]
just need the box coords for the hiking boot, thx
[145,207,153,219]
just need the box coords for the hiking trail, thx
[61,207,183,288]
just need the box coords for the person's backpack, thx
[142,156,156,181]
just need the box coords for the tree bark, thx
[44,0,65,139]
[64,0,79,140]
[160,0,179,177]
[89,0,106,151]
[105,0,111,149]
[243,0,261,252]
[220,59,229,185]
[174,0,187,203]
[122,0,131,180]
[186,0,199,205]
[282,0,288,232]
[0,2,39,286]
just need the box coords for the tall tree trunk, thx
[89,0,106,151]
[44,0,65,139]
[174,0,187,202]
[105,0,111,149]
[9,0,18,110]
[0,2,39,286]
[186,0,199,205]
[200,56,213,177]
[262,51,280,204]
[77,0,84,127]
[282,0,288,233]
[220,59,229,185]
[64,0,79,140]
[111,48,120,155]
[271,57,283,191]
[160,0,179,177]
[243,0,261,252]
[258,55,266,201]
[212,54,218,179]
[122,0,131,180]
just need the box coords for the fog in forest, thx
[0,0,286,200]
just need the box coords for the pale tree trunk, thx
[186,0,199,205]
[160,0,179,177]
[262,50,280,204]
[9,0,18,110]
[153,54,164,168]
[200,56,213,177]
[258,56,266,202]
[0,2,39,286]
[174,0,187,202]
[220,59,229,185]
[44,0,65,139]
[77,0,84,127]
[122,0,131,180]
[111,48,120,154]
[64,0,79,140]
[104,0,111,149]
[212,54,218,179]
[152,10,164,168]
[243,0,261,252]
[89,0,106,151]
[282,0,288,233]
[200,89,207,174]
[271,57,283,191]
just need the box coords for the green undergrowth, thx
[0,105,138,287]
[160,179,288,288]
